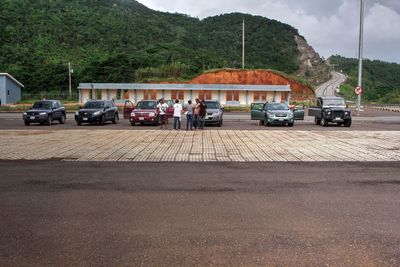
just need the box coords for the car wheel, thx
[100,115,106,125]
[320,118,328,127]
[24,121,30,126]
[46,115,52,126]
[112,113,119,124]
[288,122,294,127]
[264,117,269,127]
[59,114,66,124]
[315,117,321,125]
[344,119,352,127]
[76,121,81,126]
[337,122,344,126]
[130,122,135,126]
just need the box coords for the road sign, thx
[355,86,363,95]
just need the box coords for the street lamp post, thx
[68,62,73,100]
[356,0,365,113]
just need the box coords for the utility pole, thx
[242,20,245,69]
[356,0,365,113]
[68,62,73,100]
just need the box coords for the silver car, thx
[204,100,223,127]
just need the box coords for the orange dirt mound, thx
[190,69,314,100]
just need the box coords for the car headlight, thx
[288,113,293,118]
[149,112,156,117]
[23,112,27,115]
[93,111,101,116]
[75,111,79,116]
[267,112,275,117]
[39,112,47,115]
[327,111,332,115]
[213,112,219,117]
[345,112,349,115]
[131,112,136,117]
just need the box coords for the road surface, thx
[315,71,347,97]
[1,161,400,266]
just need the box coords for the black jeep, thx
[75,100,119,125]
[308,97,352,127]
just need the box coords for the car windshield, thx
[324,99,345,106]
[32,101,52,109]
[83,101,104,109]
[268,103,289,111]
[164,100,174,107]
[204,102,219,109]
[136,101,156,109]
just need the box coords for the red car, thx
[128,100,160,126]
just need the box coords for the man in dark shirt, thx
[199,99,207,130]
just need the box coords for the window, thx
[226,90,239,101]
[198,90,212,100]
[7,90,10,96]
[253,91,267,102]
[95,90,102,100]
[171,90,184,100]
[116,89,122,100]
[123,90,129,100]
[143,90,157,100]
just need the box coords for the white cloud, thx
[137,0,400,63]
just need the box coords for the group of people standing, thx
[157,98,207,130]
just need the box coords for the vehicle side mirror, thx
[293,108,298,112]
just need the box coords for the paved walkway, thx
[1,130,400,162]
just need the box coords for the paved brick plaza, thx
[0,130,400,162]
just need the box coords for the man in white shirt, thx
[173,99,183,130]
[157,98,169,129]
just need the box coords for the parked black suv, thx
[75,100,119,125]
[23,100,66,126]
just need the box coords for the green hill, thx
[330,55,400,103]
[0,0,322,98]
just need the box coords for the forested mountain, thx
[0,0,323,96]
[330,56,400,103]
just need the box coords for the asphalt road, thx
[315,71,347,97]
[1,161,400,266]
[1,108,400,131]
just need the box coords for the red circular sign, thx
[355,86,363,95]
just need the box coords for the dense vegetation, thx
[331,55,400,103]
[0,0,303,98]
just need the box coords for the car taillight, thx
[131,112,136,117]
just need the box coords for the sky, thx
[136,0,400,63]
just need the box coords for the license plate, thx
[279,118,284,121]
[83,118,88,121]
[335,117,341,120]
[30,116,35,120]
[139,117,145,121]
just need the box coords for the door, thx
[250,103,265,120]
[105,101,114,120]
[293,104,305,120]
[123,100,135,119]
[52,102,61,119]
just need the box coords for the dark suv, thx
[23,100,66,126]
[75,100,119,125]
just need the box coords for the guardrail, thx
[371,106,400,113]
